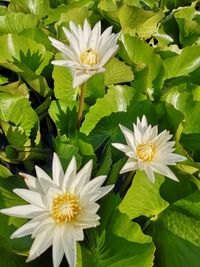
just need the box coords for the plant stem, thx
[77,82,87,129]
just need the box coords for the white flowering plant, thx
[0,1,200,267]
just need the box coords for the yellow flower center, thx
[80,48,100,66]
[52,193,81,224]
[136,143,157,162]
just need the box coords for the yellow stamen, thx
[136,143,157,162]
[80,48,100,66]
[52,193,81,224]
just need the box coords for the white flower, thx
[49,19,119,88]
[0,154,113,267]
[112,115,186,183]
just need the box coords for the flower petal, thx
[83,19,92,45]
[72,70,94,88]
[35,166,55,192]
[27,227,54,262]
[62,230,76,267]
[151,162,179,181]
[62,156,77,191]
[112,143,131,154]
[19,172,42,193]
[51,59,80,69]
[80,175,107,198]
[52,227,64,267]
[99,46,118,66]
[91,185,114,202]
[119,124,135,149]
[90,20,101,50]
[32,216,55,238]
[52,153,64,187]
[49,36,78,61]
[144,166,155,183]
[11,220,40,239]
[120,159,137,174]
[13,189,45,209]
[0,205,43,219]
[70,160,93,195]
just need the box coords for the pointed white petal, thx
[11,220,40,239]
[144,166,155,183]
[133,123,143,144]
[142,125,154,142]
[70,160,93,194]
[52,227,64,267]
[77,209,100,227]
[112,143,131,154]
[0,205,43,219]
[78,24,86,51]
[19,172,42,193]
[53,153,64,187]
[120,159,137,174]
[99,26,113,55]
[99,46,118,66]
[27,227,54,262]
[90,21,101,50]
[62,27,80,58]
[80,175,107,199]
[167,153,186,163]
[49,36,78,61]
[140,115,148,128]
[35,166,55,192]
[72,71,94,88]
[99,31,119,57]
[91,185,114,202]
[69,21,79,38]
[63,224,84,241]
[13,189,45,209]
[62,156,77,191]
[51,59,80,69]
[32,216,55,238]
[62,231,76,267]
[69,225,84,241]
[119,124,135,149]
[151,163,179,181]
[83,19,92,45]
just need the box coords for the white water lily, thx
[49,19,119,88]
[0,154,113,267]
[112,115,186,183]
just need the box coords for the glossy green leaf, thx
[48,100,77,136]
[0,12,38,35]
[163,46,200,80]
[0,34,52,75]
[147,190,200,267]
[53,135,82,170]
[46,0,94,24]
[119,5,164,39]
[104,57,134,86]
[121,34,164,91]
[120,171,169,219]
[80,197,155,267]
[174,6,200,47]
[163,83,200,134]
[0,94,40,147]
[52,53,77,100]
[9,0,50,19]
[81,85,135,135]
[0,165,12,179]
